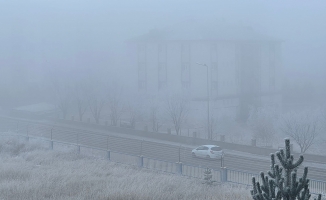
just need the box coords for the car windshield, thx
[211,147,222,151]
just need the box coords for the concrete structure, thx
[126,20,283,121]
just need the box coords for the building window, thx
[158,62,167,82]
[138,62,146,71]
[211,62,218,71]
[158,44,163,53]
[269,76,275,90]
[158,44,167,63]
[138,44,146,62]
[138,62,147,87]
[182,62,190,71]
[181,81,190,89]
[211,44,218,62]
[181,62,190,83]
[138,44,146,52]
[158,81,167,90]
[158,62,166,72]
[181,43,190,84]
[138,80,146,90]
[211,81,218,91]
[211,62,218,82]
[211,44,217,52]
[181,44,190,62]
[181,44,190,53]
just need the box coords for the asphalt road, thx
[1,116,326,181]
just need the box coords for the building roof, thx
[128,19,281,42]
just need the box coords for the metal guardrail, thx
[0,117,223,167]
[0,117,325,195]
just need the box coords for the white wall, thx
[126,40,283,117]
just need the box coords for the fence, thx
[0,117,325,196]
[0,132,225,181]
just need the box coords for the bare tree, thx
[247,106,278,146]
[86,81,106,124]
[148,98,162,132]
[108,84,123,126]
[215,114,244,143]
[53,82,72,119]
[165,94,189,135]
[279,110,321,153]
[125,101,144,129]
[150,106,161,132]
[72,82,88,121]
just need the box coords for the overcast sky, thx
[1,0,325,84]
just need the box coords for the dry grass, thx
[0,135,252,200]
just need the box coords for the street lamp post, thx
[196,63,211,140]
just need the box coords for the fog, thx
[1,2,326,197]
[1,0,326,120]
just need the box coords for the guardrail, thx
[0,117,325,196]
[6,114,326,164]
[1,132,325,195]
[0,132,224,181]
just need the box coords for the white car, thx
[191,145,224,160]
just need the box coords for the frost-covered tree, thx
[125,100,144,129]
[85,81,106,124]
[279,110,321,153]
[250,138,322,200]
[72,81,88,121]
[150,105,162,132]
[53,82,72,119]
[247,106,279,146]
[107,84,123,126]
[165,94,189,135]
[203,168,216,185]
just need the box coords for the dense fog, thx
[1,2,326,199]
[1,1,325,87]
[0,0,325,152]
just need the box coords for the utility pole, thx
[196,63,211,140]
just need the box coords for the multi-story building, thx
[125,20,283,121]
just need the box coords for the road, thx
[1,116,326,181]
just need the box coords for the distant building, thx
[125,20,283,121]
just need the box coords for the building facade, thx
[125,21,283,121]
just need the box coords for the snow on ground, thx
[0,134,251,200]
